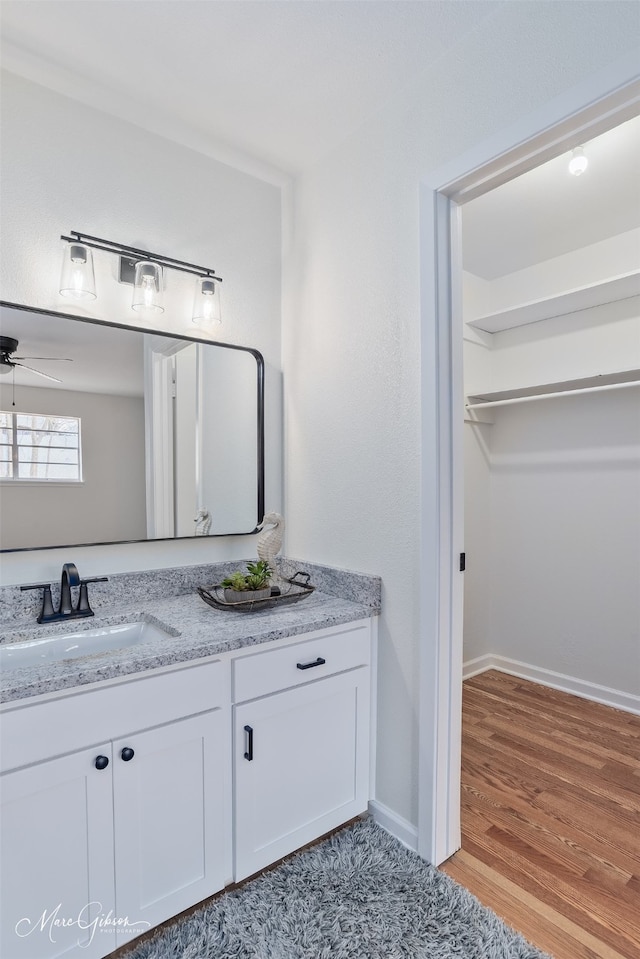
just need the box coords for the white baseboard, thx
[463,653,640,716]
[463,654,498,680]
[368,799,418,852]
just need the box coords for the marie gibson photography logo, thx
[15,902,151,947]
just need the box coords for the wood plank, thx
[469,694,640,763]
[465,723,640,823]
[463,685,640,756]
[461,831,639,958]
[465,672,640,736]
[459,786,635,887]
[445,670,640,959]
[467,734,640,838]
[460,752,640,878]
[442,849,627,959]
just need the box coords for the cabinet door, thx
[234,667,370,881]
[112,708,229,941]
[0,745,116,959]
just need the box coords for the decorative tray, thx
[197,571,315,612]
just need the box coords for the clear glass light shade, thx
[59,243,97,299]
[132,261,164,313]
[192,277,222,328]
[568,147,588,176]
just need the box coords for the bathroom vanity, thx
[0,561,380,959]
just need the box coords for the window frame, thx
[0,410,83,483]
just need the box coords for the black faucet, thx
[59,562,80,616]
[20,564,109,624]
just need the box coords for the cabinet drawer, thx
[233,622,370,703]
[1,659,227,772]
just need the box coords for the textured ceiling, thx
[0,305,144,396]
[1,0,638,277]
[0,0,502,176]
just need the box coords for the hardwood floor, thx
[440,670,640,959]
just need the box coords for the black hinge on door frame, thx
[459,552,466,572]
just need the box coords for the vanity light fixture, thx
[59,231,222,326]
[59,242,97,300]
[568,146,588,176]
[132,261,164,313]
[192,276,222,328]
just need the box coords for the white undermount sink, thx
[0,620,170,671]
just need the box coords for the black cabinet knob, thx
[94,755,109,770]
[120,747,135,762]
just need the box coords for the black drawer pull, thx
[94,755,109,770]
[244,725,254,761]
[296,656,326,671]
[120,747,135,762]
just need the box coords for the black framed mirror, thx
[0,301,264,551]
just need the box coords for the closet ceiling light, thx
[568,146,588,176]
[59,231,223,326]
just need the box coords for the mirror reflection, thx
[0,303,264,551]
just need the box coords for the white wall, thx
[0,384,146,549]
[462,232,640,696]
[488,389,640,695]
[283,3,640,826]
[0,71,283,584]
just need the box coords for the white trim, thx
[433,54,640,203]
[418,185,463,866]
[417,57,640,868]
[143,347,175,538]
[462,654,497,680]
[368,616,379,802]
[368,800,419,853]
[462,655,640,717]
[0,480,85,486]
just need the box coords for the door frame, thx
[417,53,640,866]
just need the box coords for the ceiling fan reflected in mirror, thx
[0,336,72,384]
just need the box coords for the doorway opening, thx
[461,114,640,705]
[417,64,640,867]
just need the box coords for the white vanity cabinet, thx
[111,708,228,935]
[232,620,372,881]
[0,660,230,959]
[1,742,117,959]
[0,614,376,957]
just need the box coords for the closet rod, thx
[466,378,640,411]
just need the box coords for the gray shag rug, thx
[124,818,551,959]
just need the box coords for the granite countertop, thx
[0,560,381,705]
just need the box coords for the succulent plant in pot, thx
[221,560,273,604]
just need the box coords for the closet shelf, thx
[466,369,640,411]
[466,270,640,334]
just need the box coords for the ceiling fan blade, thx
[13,356,73,362]
[14,362,63,384]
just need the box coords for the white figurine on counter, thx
[256,512,285,576]
[194,507,212,536]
